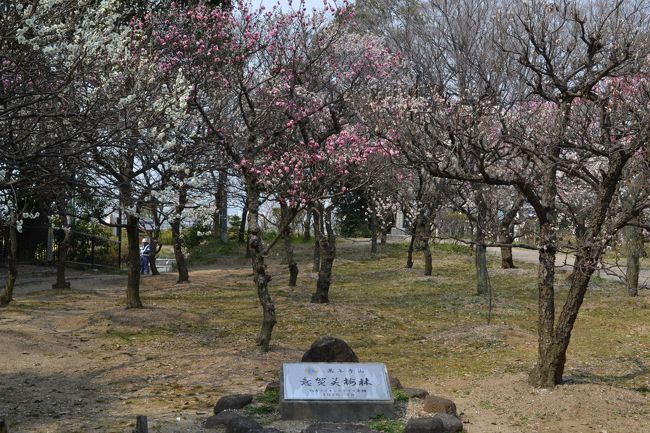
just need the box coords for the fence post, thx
[134,415,148,433]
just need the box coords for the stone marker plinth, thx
[280,362,395,422]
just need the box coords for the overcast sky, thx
[256,0,348,12]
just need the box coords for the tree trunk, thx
[624,224,643,297]
[218,170,229,243]
[312,204,335,303]
[370,202,378,255]
[626,253,640,297]
[474,189,489,295]
[406,233,415,268]
[303,205,312,241]
[500,244,515,269]
[246,180,276,352]
[499,194,524,269]
[52,219,71,289]
[530,248,599,387]
[171,219,189,283]
[172,186,189,284]
[280,202,298,287]
[239,205,247,243]
[312,208,321,272]
[148,237,160,276]
[528,219,559,387]
[0,223,18,307]
[423,241,432,276]
[475,243,489,295]
[148,206,163,276]
[125,213,143,308]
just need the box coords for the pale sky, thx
[257,0,350,12]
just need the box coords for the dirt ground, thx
[1,263,648,433]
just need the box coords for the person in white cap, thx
[140,239,151,274]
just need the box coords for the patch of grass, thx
[255,389,279,405]
[188,238,243,265]
[368,415,405,433]
[243,404,276,416]
[392,388,409,402]
[432,242,471,254]
[124,237,648,393]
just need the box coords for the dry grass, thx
[0,240,648,432]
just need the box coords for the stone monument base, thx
[279,396,395,422]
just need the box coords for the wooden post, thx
[134,415,147,433]
[1,415,8,433]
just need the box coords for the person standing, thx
[140,239,151,274]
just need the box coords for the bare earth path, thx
[0,252,648,433]
[487,247,650,287]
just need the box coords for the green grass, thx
[187,238,245,266]
[255,389,279,405]
[392,388,409,402]
[368,415,405,433]
[114,238,648,391]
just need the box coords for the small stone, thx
[404,417,445,433]
[265,381,280,393]
[301,336,359,362]
[404,388,429,399]
[214,394,254,414]
[422,395,457,417]
[432,413,463,433]
[389,376,403,390]
[303,423,379,433]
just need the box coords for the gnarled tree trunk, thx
[52,215,71,289]
[624,223,643,297]
[280,202,298,287]
[172,185,189,284]
[0,222,18,307]
[246,179,275,352]
[423,241,432,276]
[303,205,312,242]
[499,195,524,269]
[125,213,143,308]
[474,189,489,295]
[312,208,321,272]
[312,203,335,303]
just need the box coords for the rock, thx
[205,412,276,433]
[225,415,262,433]
[432,414,463,433]
[389,376,403,390]
[301,336,359,363]
[422,395,457,417]
[205,411,243,429]
[404,417,445,433]
[303,423,379,433]
[214,394,254,414]
[265,381,280,393]
[403,388,429,399]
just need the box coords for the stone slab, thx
[280,363,395,422]
[283,363,392,401]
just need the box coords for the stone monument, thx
[280,362,395,422]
